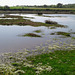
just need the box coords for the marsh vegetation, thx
[0,15,67,28]
[34,30,42,33]
[0,14,75,75]
[0,38,75,75]
[51,32,71,37]
[20,33,41,37]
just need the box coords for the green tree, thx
[4,5,10,9]
[57,3,63,8]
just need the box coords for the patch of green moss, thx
[27,50,75,75]
[72,37,75,39]
[51,31,71,37]
[21,33,41,37]
[34,30,42,33]
[57,32,71,37]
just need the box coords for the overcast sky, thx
[0,0,75,6]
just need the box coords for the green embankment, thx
[10,7,75,11]
[0,7,75,14]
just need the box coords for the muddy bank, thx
[0,10,75,14]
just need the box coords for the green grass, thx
[10,7,75,11]
[10,6,29,9]
[0,50,75,75]
[15,50,75,75]
[25,50,75,75]
[0,7,75,14]
[72,37,75,39]
[56,32,71,37]
[3,49,74,75]
[28,7,75,11]
[0,42,75,75]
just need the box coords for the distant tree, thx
[43,4,47,7]
[63,4,75,8]
[57,3,63,8]
[4,5,10,9]
[50,5,57,8]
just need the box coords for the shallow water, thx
[0,25,55,53]
[20,14,75,32]
[0,14,75,53]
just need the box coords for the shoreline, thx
[0,11,75,14]
[0,38,75,74]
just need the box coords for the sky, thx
[0,0,75,6]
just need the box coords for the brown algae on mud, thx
[20,33,42,37]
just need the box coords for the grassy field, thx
[10,6,29,9]
[0,6,75,14]
[26,8,75,11]
[10,7,75,11]
[26,50,75,75]
[0,50,75,75]
[11,7,75,13]
[0,7,75,14]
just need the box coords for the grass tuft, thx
[51,31,71,37]
[21,33,41,37]
[34,30,42,33]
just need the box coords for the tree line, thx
[0,3,75,10]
